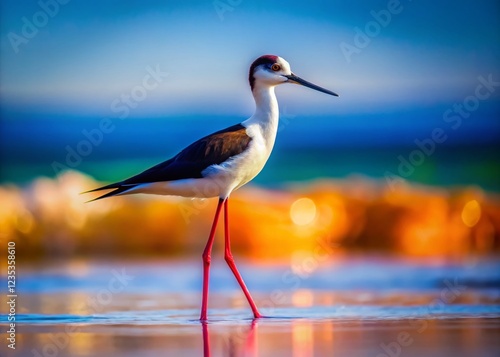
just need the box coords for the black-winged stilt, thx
[85,55,338,320]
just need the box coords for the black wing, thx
[84,123,252,200]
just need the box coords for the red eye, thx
[271,64,281,71]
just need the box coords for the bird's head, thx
[249,55,338,97]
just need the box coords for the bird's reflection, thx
[202,318,259,357]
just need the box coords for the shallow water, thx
[2,256,500,356]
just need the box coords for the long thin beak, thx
[284,73,338,97]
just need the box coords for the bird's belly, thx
[127,177,226,198]
[186,120,277,196]
[206,140,271,192]
[232,151,268,188]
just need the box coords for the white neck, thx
[243,84,280,146]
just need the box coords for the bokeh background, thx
[1,1,500,356]
[1,0,499,259]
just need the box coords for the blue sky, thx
[1,0,498,117]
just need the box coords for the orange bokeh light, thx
[0,171,498,261]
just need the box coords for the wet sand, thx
[2,257,500,356]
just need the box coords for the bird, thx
[84,55,338,321]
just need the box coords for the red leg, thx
[200,198,224,321]
[223,199,262,318]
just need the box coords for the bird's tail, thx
[81,182,137,202]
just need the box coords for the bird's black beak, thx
[284,73,338,97]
